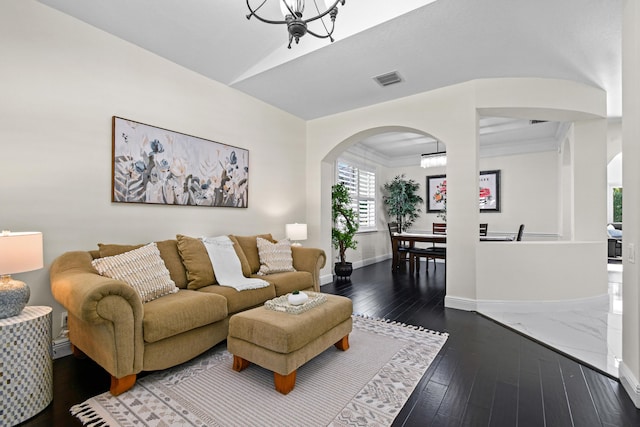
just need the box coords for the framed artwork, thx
[112,117,248,207]
[426,170,501,213]
[479,170,500,212]
[426,174,447,212]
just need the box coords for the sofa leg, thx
[110,374,136,396]
[274,371,296,394]
[70,343,87,359]
[334,335,350,351]
[232,355,251,372]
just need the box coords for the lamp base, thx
[0,277,30,319]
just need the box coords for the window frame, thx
[336,158,377,233]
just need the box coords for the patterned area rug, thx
[71,315,448,427]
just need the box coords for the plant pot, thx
[334,262,353,279]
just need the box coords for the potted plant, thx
[331,182,359,279]
[383,174,424,231]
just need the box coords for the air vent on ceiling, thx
[373,71,403,87]
[530,120,548,124]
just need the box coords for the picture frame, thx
[426,170,501,213]
[426,174,447,212]
[479,170,501,212]
[112,117,249,208]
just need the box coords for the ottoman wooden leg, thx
[334,334,350,351]
[274,370,296,394]
[110,374,136,396]
[233,355,251,372]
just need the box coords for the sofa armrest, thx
[291,246,326,292]
[50,251,145,377]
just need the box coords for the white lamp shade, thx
[0,232,44,275]
[285,223,308,241]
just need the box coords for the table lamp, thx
[0,231,43,319]
[285,223,307,246]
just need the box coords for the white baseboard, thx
[445,293,610,315]
[476,293,610,314]
[52,336,72,359]
[619,362,640,408]
[320,274,333,285]
[444,295,477,311]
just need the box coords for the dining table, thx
[391,232,515,270]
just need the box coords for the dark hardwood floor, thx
[23,259,640,426]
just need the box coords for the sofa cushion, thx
[260,271,314,296]
[230,234,275,275]
[142,290,228,343]
[98,240,188,288]
[91,242,179,303]
[198,283,276,314]
[176,235,217,290]
[256,237,296,276]
[227,236,251,277]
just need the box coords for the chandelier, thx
[246,0,346,49]
[420,141,447,168]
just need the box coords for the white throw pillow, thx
[92,242,179,303]
[256,237,296,276]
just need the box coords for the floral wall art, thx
[427,170,501,216]
[112,117,249,207]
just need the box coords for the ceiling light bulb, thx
[281,0,304,17]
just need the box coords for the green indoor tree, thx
[383,174,424,232]
[331,182,359,265]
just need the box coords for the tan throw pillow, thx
[91,242,179,303]
[176,234,217,290]
[256,237,296,276]
[231,234,274,274]
[98,240,188,289]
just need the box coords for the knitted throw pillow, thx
[256,237,296,276]
[92,242,179,303]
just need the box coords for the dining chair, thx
[409,246,446,275]
[516,224,525,241]
[388,222,410,269]
[433,223,447,235]
[408,222,447,274]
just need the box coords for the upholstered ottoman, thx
[227,294,353,394]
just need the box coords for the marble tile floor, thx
[480,263,623,378]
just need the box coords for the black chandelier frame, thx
[246,0,346,49]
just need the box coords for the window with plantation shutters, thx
[337,159,377,232]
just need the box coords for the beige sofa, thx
[50,234,326,395]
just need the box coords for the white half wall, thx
[476,241,607,301]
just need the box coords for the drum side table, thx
[0,306,53,426]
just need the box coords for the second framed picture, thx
[426,170,501,213]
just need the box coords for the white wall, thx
[381,150,560,238]
[1,1,307,337]
[621,0,640,407]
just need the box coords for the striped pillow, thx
[256,237,296,276]
[92,242,179,303]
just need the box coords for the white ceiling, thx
[37,0,621,162]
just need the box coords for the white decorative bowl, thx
[288,291,308,306]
